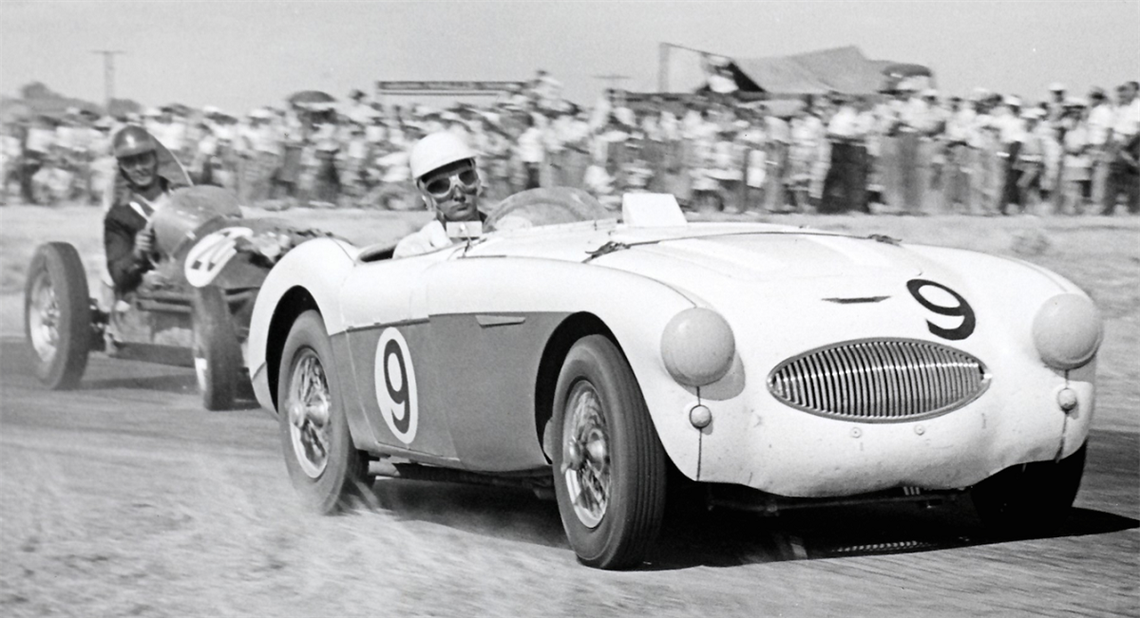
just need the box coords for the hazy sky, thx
[2,1,1137,113]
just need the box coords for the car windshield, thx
[485,188,612,232]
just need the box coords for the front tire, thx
[24,242,91,389]
[277,310,369,514]
[551,335,667,569]
[191,286,242,411]
[970,442,1087,536]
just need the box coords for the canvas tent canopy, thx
[660,45,934,97]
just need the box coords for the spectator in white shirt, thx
[1103,81,1140,214]
[1086,87,1115,206]
[1058,99,1093,215]
[1111,81,1140,138]
[516,113,545,190]
[821,96,870,213]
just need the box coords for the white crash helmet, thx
[409,131,476,181]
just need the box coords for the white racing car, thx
[246,188,1102,569]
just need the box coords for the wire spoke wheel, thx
[277,311,369,514]
[28,270,60,363]
[551,334,667,569]
[24,242,90,390]
[287,349,332,479]
[562,380,611,529]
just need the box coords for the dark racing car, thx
[24,180,328,410]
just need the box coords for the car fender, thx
[902,244,1098,462]
[426,256,723,477]
[246,237,358,411]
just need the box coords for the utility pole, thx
[92,50,126,112]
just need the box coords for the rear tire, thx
[551,335,667,569]
[970,442,1087,537]
[24,242,91,389]
[277,310,369,514]
[191,286,241,411]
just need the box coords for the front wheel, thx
[191,286,241,411]
[277,310,369,514]
[551,335,667,569]
[24,242,91,389]
[970,442,1087,536]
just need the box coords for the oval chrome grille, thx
[767,339,989,422]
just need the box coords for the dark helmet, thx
[112,125,157,160]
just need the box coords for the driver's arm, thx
[104,212,152,293]
[392,219,450,258]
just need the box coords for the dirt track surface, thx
[1,336,1137,617]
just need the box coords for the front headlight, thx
[660,307,735,387]
[1032,293,1103,370]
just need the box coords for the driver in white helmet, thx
[393,132,485,258]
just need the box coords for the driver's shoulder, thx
[104,198,145,229]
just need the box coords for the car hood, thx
[610,231,924,283]
[586,228,979,355]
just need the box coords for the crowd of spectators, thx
[3,73,1138,216]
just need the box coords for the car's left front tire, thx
[277,310,369,514]
[551,334,668,570]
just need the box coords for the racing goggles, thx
[421,167,480,200]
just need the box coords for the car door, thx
[339,251,460,462]
[422,256,568,473]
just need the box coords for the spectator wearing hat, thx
[1103,81,1140,214]
[1058,98,1093,214]
[1014,109,1048,213]
[890,87,938,214]
[190,119,221,187]
[940,95,974,213]
[20,116,57,205]
[1086,87,1115,209]
[787,101,825,212]
[341,122,372,201]
[820,95,870,213]
[1034,87,1066,211]
[516,113,545,190]
[873,90,904,211]
[759,105,791,213]
[965,93,1002,215]
[308,114,342,206]
[531,69,564,112]
[994,95,1028,214]
[557,107,592,191]
[238,108,282,203]
[344,89,375,127]
[1046,83,1067,124]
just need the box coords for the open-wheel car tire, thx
[24,242,91,390]
[551,334,668,570]
[191,286,242,411]
[970,441,1086,537]
[277,310,370,514]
